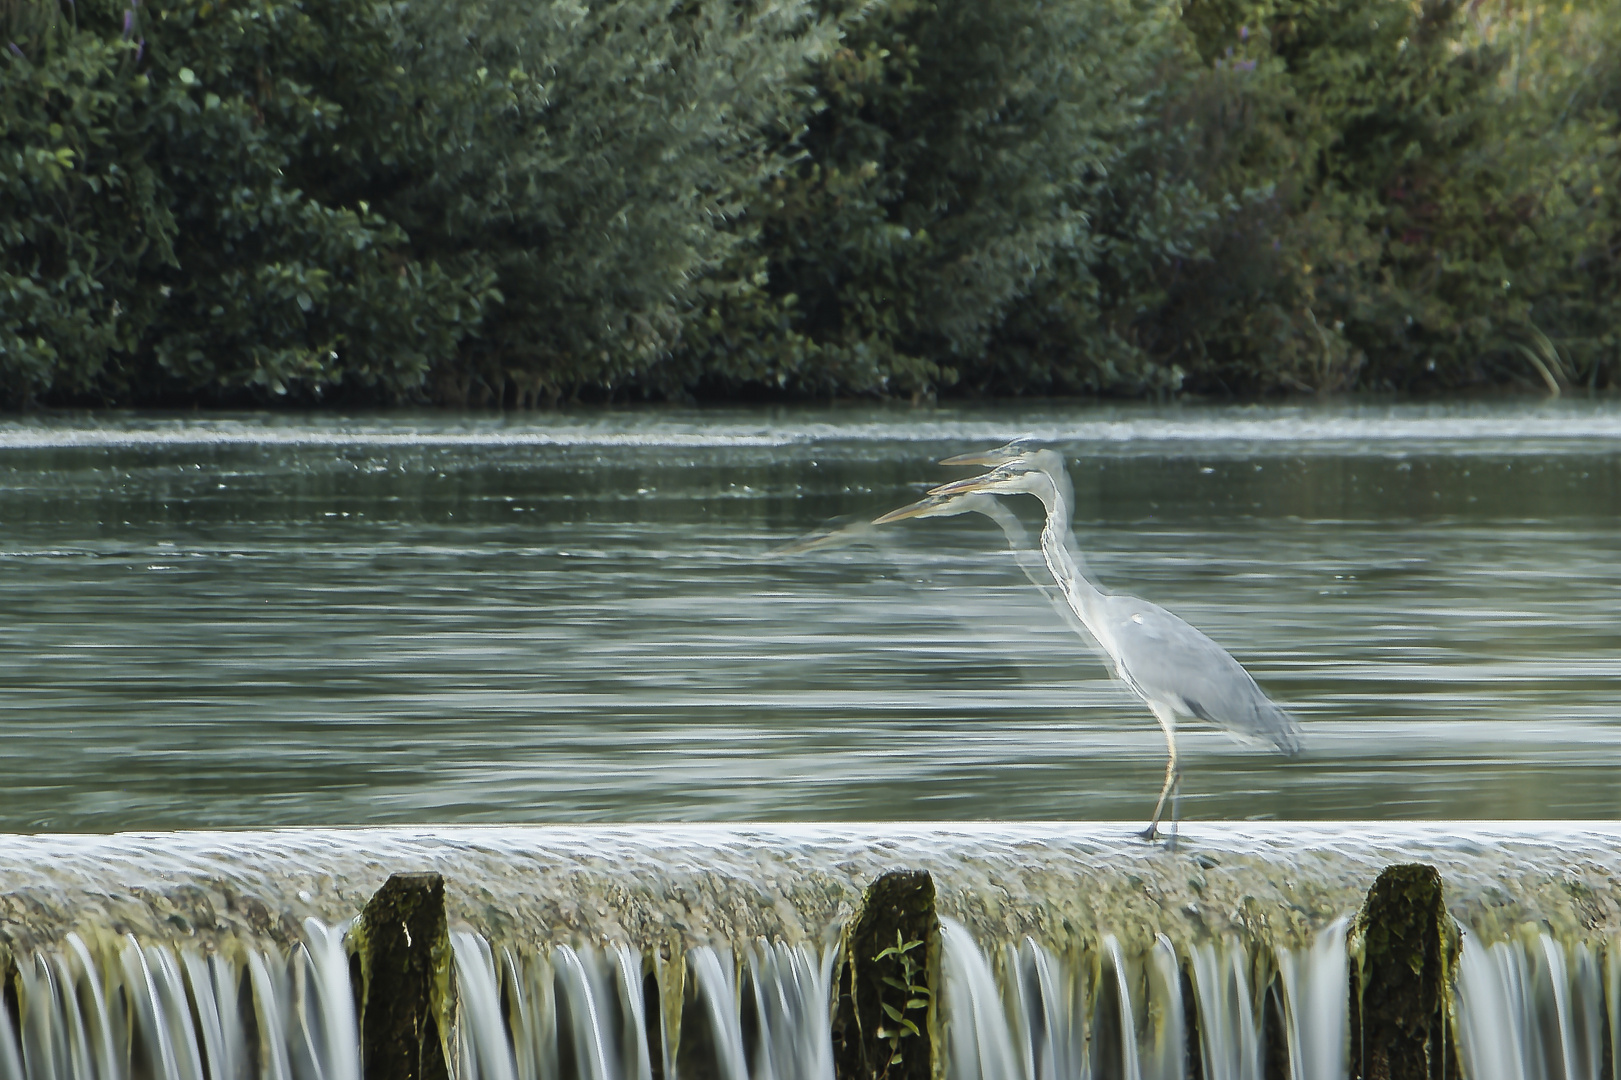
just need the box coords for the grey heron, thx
[887,444,1301,843]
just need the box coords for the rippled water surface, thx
[2,401,1619,830]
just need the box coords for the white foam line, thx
[7,820,1621,862]
[3,410,1621,451]
[0,429,799,450]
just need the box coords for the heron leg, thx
[1168,771,1182,853]
[1140,704,1181,844]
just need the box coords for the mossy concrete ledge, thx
[353,872,455,1080]
[832,869,940,1080]
[1348,863,1459,1080]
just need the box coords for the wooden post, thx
[832,869,939,1080]
[354,872,454,1080]
[1349,863,1458,1080]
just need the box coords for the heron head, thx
[871,490,989,525]
[937,438,1041,467]
[927,459,1051,500]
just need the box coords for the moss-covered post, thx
[1348,864,1459,1080]
[1,946,16,1053]
[353,873,454,1080]
[832,869,940,1080]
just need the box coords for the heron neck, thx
[977,499,1092,640]
[1034,493,1110,633]
[1047,476,1089,575]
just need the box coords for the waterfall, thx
[939,924,1184,1080]
[610,946,657,1080]
[448,932,834,1080]
[1275,916,1349,1080]
[0,883,1595,1080]
[1454,930,1606,1080]
[1186,936,1263,1080]
[744,941,836,1080]
[1143,935,1188,1080]
[1609,948,1620,1080]
[0,825,1616,1080]
[939,918,1356,1080]
[2,921,358,1080]
[686,947,749,1080]
[939,918,1022,1080]
[1007,936,1089,1080]
[0,923,832,1080]
[301,920,362,1080]
[454,931,524,1080]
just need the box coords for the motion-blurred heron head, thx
[937,438,1040,467]
[870,490,991,525]
[928,458,1056,502]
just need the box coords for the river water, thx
[1,401,1618,831]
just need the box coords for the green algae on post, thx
[1349,864,1459,1080]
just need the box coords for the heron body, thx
[925,446,1301,842]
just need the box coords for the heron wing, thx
[1102,595,1301,756]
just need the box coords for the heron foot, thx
[1139,823,1181,851]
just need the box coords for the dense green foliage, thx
[3,0,1618,404]
[1,0,831,404]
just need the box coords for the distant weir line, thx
[3,410,1621,450]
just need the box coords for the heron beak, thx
[937,449,1006,466]
[764,533,842,556]
[938,439,1034,466]
[871,497,939,524]
[926,473,1001,497]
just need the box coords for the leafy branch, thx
[873,930,930,1069]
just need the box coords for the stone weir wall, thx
[0,824,1617,1080]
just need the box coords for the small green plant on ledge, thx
[873,930,930,1069]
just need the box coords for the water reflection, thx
[0,402,1618,829]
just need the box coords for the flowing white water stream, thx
[0,921,358,1080]
[0,825,1617,1080]
[939,918,1354,1080]
[1454,930,1608,1080]
[447,933,834,1080]
[744,942,836,1080]
[1187,937,1264,1080]
[1275,915,1349,1080]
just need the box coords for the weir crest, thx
[0,824,1617,1080]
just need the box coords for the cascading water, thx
[1006,936,1090,1080]
[0,824,1617,1080]
[742,942,836,1080]
[936,918,1347,1080]
[1186,936,1264,1080]
[1453,930,1608,1080]
[447,933,834,1080]
[939,919,1022,1080]
[0,921,360,1080]
[454,934,663,1080]
[1275,916,1349,1080]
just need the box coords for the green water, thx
[1,402,1618,830]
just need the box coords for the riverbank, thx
[6,0,1620,409]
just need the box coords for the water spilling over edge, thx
[0,824,1617,1079]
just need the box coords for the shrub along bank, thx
[2,0,1618,406]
